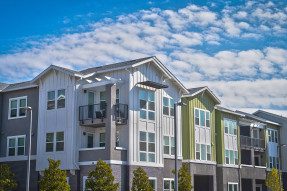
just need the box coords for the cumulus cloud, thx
[0,1,286,110]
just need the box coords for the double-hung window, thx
[163,97,174,116]
[139,131,155,162]
[7,135,25,156]
[163,179,174,191]
[46,132,64,152]
[9,96,27,119]
[139,89,155,120]
[228,182,238,191]
[47,90,66,110]
[163,136,175,155]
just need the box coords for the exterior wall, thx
[36,71,77,171]
[2,160,39,191]
[128,63,183,166]
[0,87,39,158]
[182,93,217,161]
[216,167,240,191]
[215,110,240,165]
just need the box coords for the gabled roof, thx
[32,65,83,83]
[81,56,188,93]
[254,110,287,120]
[215,106,244,117]
[236,110,280,126]
[182,86,221,104]
[0,83,9,92]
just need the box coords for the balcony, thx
[79,103,128,127]
[240,135,265,151]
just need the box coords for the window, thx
[7,135,25,156]
[116,89,120,104]
[48,90,66,110]
[228,182,238,191]
[269,156,279,169]
[149,178,157,191]
[196,143,211,161]
[194,108,210,128]
[164,179,174,191]
[99,133,105,147]
[116,131,120,147]
[46,133,54,152]
[100,91,106,110]
[268,129,278,143]
[224,119,237,135]
[56,132,64,151]
[163,136,175,156]
[57,89,65,108]
[47,91,55,110]
[83,176,91,191]
[139,89,155,120]
[46,132,64,152]
[139,131,155,162]
[9,96,27,119]
[87,133,94,148]
[225,150,238,165]
[163,97,174,116]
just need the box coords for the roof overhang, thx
[215,106,244,117]
[137,81,168,89]
[81,76,122,90]
[182,87,221,104]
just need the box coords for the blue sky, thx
[0,0,286,114]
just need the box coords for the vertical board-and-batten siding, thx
[128,62,182,166]
[182,92,217,161]
[36,71,77,171]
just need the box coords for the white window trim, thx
[163,178,175,191]
[223,118,238,136]
[267,129,278,143]
[162,97,174,117]
[6,135,26,157]
[163,135,175,157]
[139,131,156,163]
[83,176,91,191]
[45,131,65,152]
[47,89,66,110]
[99,132,105,148]
[149,177,157,191]
[8,96,27,119]
[228,182,238,191]
[195,143,212,162]
[225,149,238,165]
[139,89,156,122]
[194,107,211,129]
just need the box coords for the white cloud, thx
[0,1,286,111]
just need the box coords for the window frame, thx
[7,135,26,156]
[8,96,27,119]
[139,89,155,121]
[139,131,156,163]
[228,182,238,191]
[268,129,278,143]
[83,176,91,191]
[45,132,65,152]
[149,177,157,191]
[47,89,66,110]
[225,149,239,165]
[163,136,175,156]
[194,108,211,129]
[57,89,66,109]
[195,143,212,161]
[163,178,175,191]
[163,97,174,117]
[224,118,237,136]
[56,131,64,151]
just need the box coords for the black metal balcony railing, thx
[79,103,106,123]
[240,135,265,151]
[114,103,128,125]
[79,103,128,125]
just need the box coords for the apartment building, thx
[253,110,287,191]
[0,56,188,191]
[181,86,221,191]
[215,106,243,191]
[236,110,281,191]
[0,56,286,191]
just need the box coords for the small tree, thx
[131,167,153,191]
[178,164,193,191]
[39,159,70,191]
[266,168,283,191]
[0,164,17,191]
[86,160,119,191]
